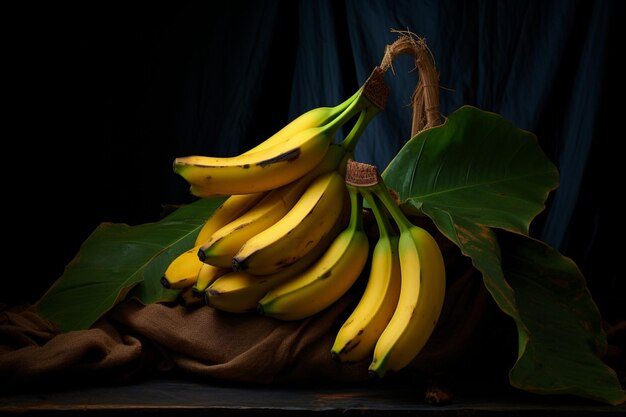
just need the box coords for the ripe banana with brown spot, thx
[205,202,349,313]
[344,161,445,378]
[257,184,369,321]
[197,143,348,269]
[232,170,347,276]
[331,189,401,363]
[194,192,267,246]
[173,89,366,196]
[225,106,379,275]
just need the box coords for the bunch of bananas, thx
[162,69,446,377]
[162,69,386,297]
[330,159,446,377]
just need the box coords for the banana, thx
[197,143,347,268]
[185,97,358,200]
[161,194,258,290]
[346,161,445,378]
[161,245,205,289]
[227,106,380,275]
[242,88,362,154]
[194,192,267,246]
[192,263,229,294]
[257,184,369,321]
[331,190,401,363]
[173,89,367,196]
[232,170,347,275]
[205,202,349,313]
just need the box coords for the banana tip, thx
[160,276,171,289]
[172,159,185,172]
[197,248,207,262]
[367,370,381,379]
[256,303,264,316]
[231,258,246,272]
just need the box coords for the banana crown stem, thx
[339,105,381,154]
[361,190,394,241]
[333,88,363,115]
[323,89,370,138]
[372,183,413,234]
[344,159,413,233]
[346,185,365,232]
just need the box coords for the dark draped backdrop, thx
[6,1,624,323]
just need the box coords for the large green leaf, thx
[426,208,624,404]
[36,197,225,332]
[499,232,625,405]
[382,106,625,404]
[383,105,559,234]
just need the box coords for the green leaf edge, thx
[382,106,625,405]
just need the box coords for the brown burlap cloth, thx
[0,230,507,389]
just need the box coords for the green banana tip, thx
[172,158,186,172]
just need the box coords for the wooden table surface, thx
[1,377,625,416]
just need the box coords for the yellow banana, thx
[257,184,369,321]
[331,190,401,363]
[185,100,350,198]
[191,263,229,294]
[173,89,366,196]
[197,143,347,268]
[205,202,349,313]
[347,161,445,378]
[194,192,267,246]
[199,105,380,270]
[161,245,205,289]
[232,170,347,275]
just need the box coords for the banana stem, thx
[323,89,369,136]
[339,105,381,154]
[346,185,365,232]
[344,159,413,233]
[333,87,364,114]
[361,190,394,240]
[371,183,413,233]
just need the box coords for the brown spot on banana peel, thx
[340,339,361,356]
[319,270,332,280]
[275,257,298,267]
[257,148,301,167]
